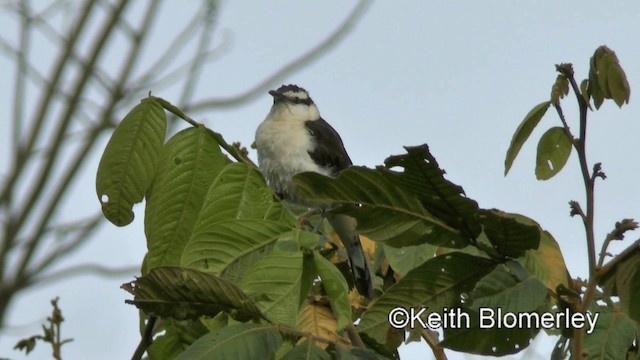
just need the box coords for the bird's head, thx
[269,84,313,105]
[267,84,320,121]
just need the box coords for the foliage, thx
[95,45,637,359]
[13,298,73,360]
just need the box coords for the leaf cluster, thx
[94,94,578,358]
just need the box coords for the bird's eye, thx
[308,129,315,136]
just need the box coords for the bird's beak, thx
[269,89,284,100]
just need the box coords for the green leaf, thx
[588,46,630,109]
[313,252,352,330]
[384,145,481,240]
[96,97,167,226]
[148,319,209,360]
[281,340,331,360]
[121,266,263,322]
[176,323,282,360]
[181,219,293,280]
[478,209,540,258]
[580,307,636,360]
[383,242,436,278]
[600,251,640,322]
[294,145,476,248]
[504,101,551,176]
[193,163,295,231]
[239,252,303,327]
[440,307,540,356]
[535,127,572,180]
[607,61,631,107]
[444,262,548,355]
[512,214,569,293]
[358,252,495,345]
[471,263,548,312]
[144,127,227,271]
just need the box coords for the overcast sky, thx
[1,1,639,359]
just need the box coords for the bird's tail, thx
[328,213,374,299]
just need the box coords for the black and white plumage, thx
[255,84,374,298]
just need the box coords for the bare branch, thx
[30,263,140,286]
[188,0,373,112]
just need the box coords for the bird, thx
[255,84,374,299]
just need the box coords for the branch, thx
[30,264,139,286]
[188,0,373,112]
[131,316,157,360]
[345,323,365,348]
[156,97,256,167]
[420,328,448,360]
[0,0,96,207]
[556,63,596,360]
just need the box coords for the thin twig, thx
[0,0,96,206]
[31,264,140,286]
[12,0,131,287]
[188,0,373,112]
[155,97,256,166]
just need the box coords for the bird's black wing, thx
[305,118,352,176]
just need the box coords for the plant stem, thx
[556,63,595,359]
[131,316,157,360]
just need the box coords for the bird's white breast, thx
[255,104,329,202]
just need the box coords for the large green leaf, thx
[383,243,436,278]
[181,163,298,279]
[504,101,551,176]
[176,323,282,360]
[293,146,473,248]
[239,252,303,327]
[471,263,548,312]
[358,252,495,345]
[313,252,352,330]
[440,307,540,356]
[513,214,569,293]
[535,127,572,180]
[181,220,292,279]
[96,97,167,226]
[384,145,481,239]
[478,209,540,258]
[144,127,227,271]
[580,307,636,360]
[281,340,331,360]
[148,319,209,360]
[121,266,263,322]
[193,163,295,232]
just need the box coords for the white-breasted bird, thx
[255,84,374,298]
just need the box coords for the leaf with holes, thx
[96,97,166,226]
[535,127,572,180]
[478,209,540,258]
[122,266,263,322]
[358,253,495,345]
[293,145,477,248]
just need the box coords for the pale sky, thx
[1,1,639,359]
